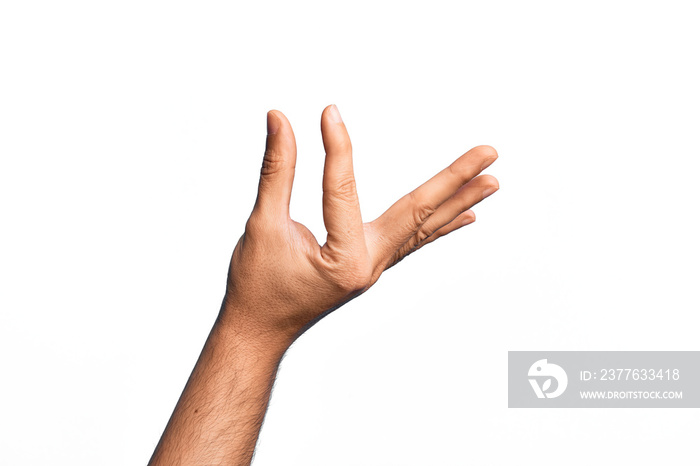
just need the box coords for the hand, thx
[221,105,499,347]
[151,105,499,465]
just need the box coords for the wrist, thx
[215,297,295,361]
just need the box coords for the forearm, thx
[149,306,290,466]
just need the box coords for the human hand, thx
[150,106,499,464]
[220,105,498,348]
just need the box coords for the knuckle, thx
[333,260,372,294]
[387,248,408,270]
[414,225,433,245]
[261,148,286,176]
[408,191,434,226]
[332,176,358,201]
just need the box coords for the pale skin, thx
[149,105,499,465]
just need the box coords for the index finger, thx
[320,105,367,262]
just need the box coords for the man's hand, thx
[222,104,499,349]
[150,105,498,466]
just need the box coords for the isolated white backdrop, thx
[1,1,699,465]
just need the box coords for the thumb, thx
[253,110,297,217]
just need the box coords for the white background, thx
[1,1,699,464]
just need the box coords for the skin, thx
[149,105,499,465]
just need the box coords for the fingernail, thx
[329,104,343,123]
[461,211,476,226]
[267,111,280,135]
[481,155,497,171]
[482,186,498,198]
